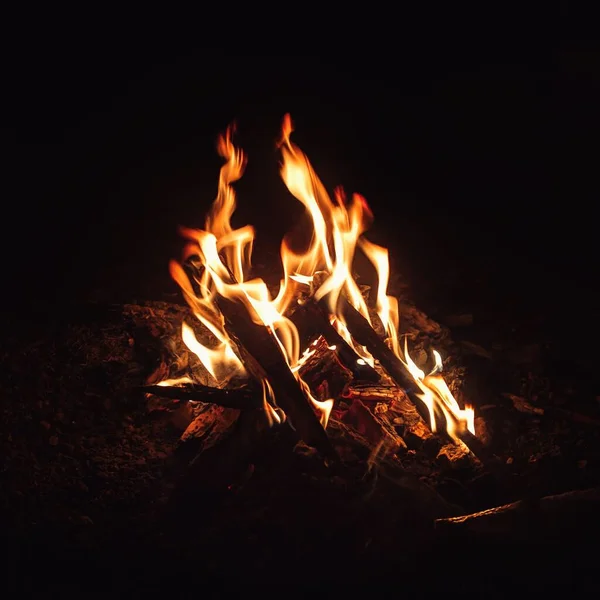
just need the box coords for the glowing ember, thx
[167,114,475,442]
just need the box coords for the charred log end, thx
[473,415,493,447]
[404,421,443,457]
[341,399,407,457]
[436,442,473,471]
[216,296,335,458]
[298,335,353,401]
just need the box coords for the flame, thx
[169,123,333,428]
[168,114,475,443]
[277,115,475,441]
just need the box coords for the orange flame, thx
[169,123,333,428]
[168,114,474,442]
[277,114,474,441]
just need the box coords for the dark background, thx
[3,37,598,330]
[4,25,600,596]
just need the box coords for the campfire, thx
[145,114,482,468]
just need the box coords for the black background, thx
[3,17,600,596]
[3,31,597,325]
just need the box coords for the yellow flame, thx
[166,114,475,443]
[169,123,333,428]
[278,115,474,441]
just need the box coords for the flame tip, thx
[170,115,475,446]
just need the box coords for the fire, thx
[168,114,474,442]
[169,122,333,428]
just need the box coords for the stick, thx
[327,294,431,422]
[435,487,600,538]
[300,300,380,382]
[323,294,489,460]
[216,295,335,458]
[139,383,262,410]
[297,335,353,401]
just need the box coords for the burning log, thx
[436,442,473,470]
[329,294,489,460]
[341,399,407,456]
[297,335,353,401]
[140,383,261,409]
[330,295,427,411]
[216,296,335,458]
[403,421,442,456]
[342,382,404,404]
[292,299,380,382]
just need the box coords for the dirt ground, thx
[2,254,600,597]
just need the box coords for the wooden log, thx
[341,399,407,457]
[435,487,600,540]
[342,382,404,404]
[436,442,474,470]
[140,383,262,410]
[166,409,269,514]
[216,295,335,458]
[180,404,240,445]
[324,294,432,423]
[297,335,353,401]
[322,294,490,462]
[293,300,380,382]
[403,421,442,456]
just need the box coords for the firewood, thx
[166,409,269,512]
[327,294,490,462]
[325,294,433,422]
[216,295,335,458]
[292,300,380,382]
[342,382,404,404]
[403,421,442,456]
[140,383,261,409]
[341,399,407,456]
[434,487,600,540]
[297,335,353,401]
[180,405,240,445]
[436,441,474,470]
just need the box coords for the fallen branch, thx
[435,487,600,539]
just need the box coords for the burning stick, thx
[296,335,353,401]
[140,383,261,410]
[215,295,335,458]
[327,294,488,460]
[297,299,380,382]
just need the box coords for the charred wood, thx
[436,442,474,470]
[435,487,600,540]
[140,383,261,410]
[328,294,430,419]
[297,335,353,401]
[166,410,269,514]
[216,295,335,458]
[342,382,404,404]
[341,399,407,457]
[293,300,380,382]
[327,294,489,462]
[403,421,442,456]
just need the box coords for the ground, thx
[1,246,600,596]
